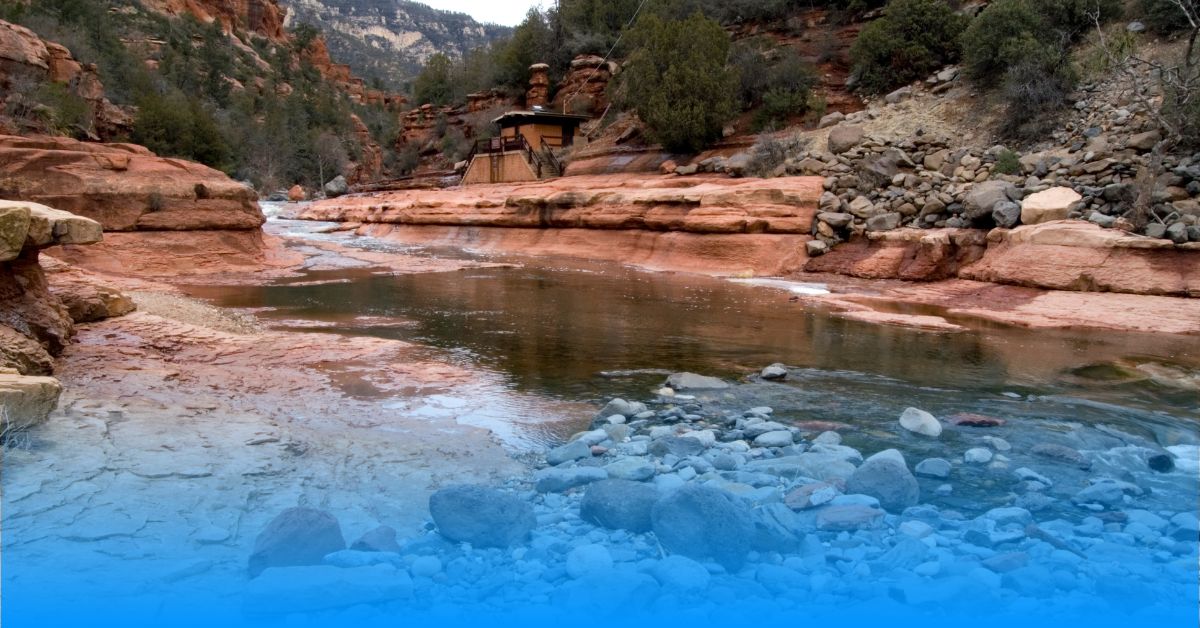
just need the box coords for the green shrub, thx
[849,0,969,94]
[963,0,1120,82]
[619,12,738,153]
[992,148,1022,175]
[31,82,92,137]
[412,53,454,106]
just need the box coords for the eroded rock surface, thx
[0,134,263,232]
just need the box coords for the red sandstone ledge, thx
[300,174,824,236]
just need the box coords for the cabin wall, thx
[463,152,539,185]
[500,124,581,150]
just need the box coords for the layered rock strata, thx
[0,134,264,232]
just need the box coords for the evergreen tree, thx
[619,12,737,153]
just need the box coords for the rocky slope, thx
[141,0,288,40]
[281,0,509,88]
[0,20,132,140]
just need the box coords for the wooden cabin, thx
[462,110,589,185]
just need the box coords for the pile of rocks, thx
[243,370,1199,620]
[671,59,1200,254]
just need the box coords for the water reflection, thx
[184,261,1199,425]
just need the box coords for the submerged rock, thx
[899,407,942,437]
[665,372,730,390]
[429,485,535,548]
[845,449,920,512]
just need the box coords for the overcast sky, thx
[422,0,541,26]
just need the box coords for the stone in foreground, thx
[845,449,920,512]
[580,479,660,532]
[899,407,942,437]
[249,508,346,578]
[651,485,754,570]
[429,485,536,548]
[0,372,62,433]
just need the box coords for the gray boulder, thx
[828,125,865,155]
[429,485,536,547]
[845,449,920,512]
[761,363,788,380]
[534,466,608,493]
[547,439,592,465]
[652,485,755,570]
[648,436,707,458]
[666,372,730,390]
[963,180,1018,222]
[992,201,1021,228]
[866,212,902,232]
[580,479,660,532]
[249,507,346,577]
[323,175,349,198]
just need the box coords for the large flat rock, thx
[0,134,263,232]
[300,174,821,236]
[0,372,61,433]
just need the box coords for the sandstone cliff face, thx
[0,200,122,376]
[141,0,287,41]
[0,20,132,140]
[0,135,264,232]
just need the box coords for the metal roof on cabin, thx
[493,111,591,127]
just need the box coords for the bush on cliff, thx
[618,12,737,153]
[962,0,1119,140]
[849,0,969,94]
[132,90,232,172]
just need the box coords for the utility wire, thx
[561,0,650,113]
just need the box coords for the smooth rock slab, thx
[580,479,660,533]
[652,485,754,570]
[244,565,412,615]
[429,485,536,547]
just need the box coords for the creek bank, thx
[239,369,1199,621]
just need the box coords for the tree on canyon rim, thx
[618,11,738,153]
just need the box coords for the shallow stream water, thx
[184,212,1200,455]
